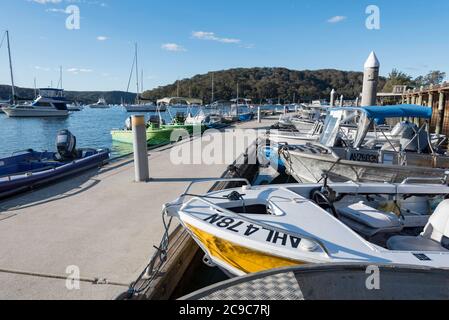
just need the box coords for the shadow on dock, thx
[0,168,102,215]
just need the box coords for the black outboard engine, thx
[148,115,162,128]
[125,117,132,130]
[56,129,78,161]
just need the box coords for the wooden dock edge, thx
[121,140,261,300]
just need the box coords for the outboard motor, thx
[125,117,132,131]
[148,116,161,128]
[56,129,78,161]
[391,121,430,153]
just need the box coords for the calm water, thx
[0,106,201,159]
[0,105,263,159]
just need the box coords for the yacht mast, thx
[6,30,16,105]
[59,66,63,95]
[211,73,214,104]
[141,69,144,94]
[34,77,37,99]
[135,43,139,104]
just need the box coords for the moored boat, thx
[3,88,70,118]
[165,176,449,277]
[0,130,109,199]
[89,97,110,109]
[111,115,205,145]
[281,105,449,183]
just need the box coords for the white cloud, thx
[327,16,347,23]
[96,36,109,41]
[34,66,50,71]
[46,8,66,13]
[161,43,186,52]
[30,0,62,4]
[67,67,93,74]
[192,31,240,44]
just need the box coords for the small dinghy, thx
[165,176,449,277]
[0,130,109,199]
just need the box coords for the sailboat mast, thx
[6,30,16,105]
[34,77,37,99]
[141,69,144,94]
[59,66,63,95]
[135,43,139,104]
[211,73,214,104]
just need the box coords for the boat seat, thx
[338,202,403,238]
[387,236,447,252]
[387,200,449,252]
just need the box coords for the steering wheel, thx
[311,190,339,219]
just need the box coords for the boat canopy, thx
[363,105,433,122]
[330,105,433,123]
[157,97,203,106]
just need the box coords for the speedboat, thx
[281,105,449,183]
[111,114,205,146]
[165,176,449,277]
[0,130,109,199]
[2,88,70,118]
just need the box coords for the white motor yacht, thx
[3,88,69,118]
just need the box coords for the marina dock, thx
[0,116,278,300]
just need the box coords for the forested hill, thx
[0,85,136,105]
[142,67,387,103]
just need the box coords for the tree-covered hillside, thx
[141,67,387,104]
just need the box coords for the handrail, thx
[180,195,331,258]
[400,174,449,185]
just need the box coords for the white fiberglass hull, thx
[3,107,69,118]
[167,183,449,277]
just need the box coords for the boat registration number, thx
[202,214,304,249]
[348,151,379,163]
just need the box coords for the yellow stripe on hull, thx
[187,223,307,274]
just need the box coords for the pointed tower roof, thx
[364,51,380,69]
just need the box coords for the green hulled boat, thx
[111,119,205,146]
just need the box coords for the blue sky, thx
[0,0,448,92]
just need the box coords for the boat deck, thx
[0,117,277,300]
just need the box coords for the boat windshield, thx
[320,110,343,147]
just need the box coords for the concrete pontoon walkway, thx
[0,117,277,300]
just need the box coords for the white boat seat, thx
[338,202,403,238]
[387,236,447,252]
[387,200,449,252]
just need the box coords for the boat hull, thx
[3,108,69,117]
[0,150,110,199]
[282,148,449,183]
[111,124,205,145]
